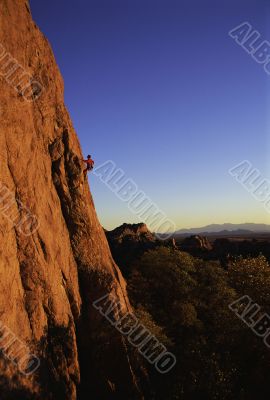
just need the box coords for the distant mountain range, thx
[174,223,270,235]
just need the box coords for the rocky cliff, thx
[0,1,143,398]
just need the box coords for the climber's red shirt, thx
[84,159,94,169]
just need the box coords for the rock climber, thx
[82,155,94,178]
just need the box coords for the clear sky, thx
[30,0,270,230]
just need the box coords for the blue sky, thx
[30,0,270,230]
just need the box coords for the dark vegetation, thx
[118,246,270,399]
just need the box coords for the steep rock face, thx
[0,1,143,399]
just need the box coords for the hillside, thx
[175,223,270,235]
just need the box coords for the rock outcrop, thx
[106,224,158,275]
[0,1,143,399]
[107,223,156,244]
[180,235,212,255]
